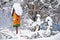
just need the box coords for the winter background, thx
[0,0,60,40]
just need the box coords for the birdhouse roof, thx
[11,3,23,16]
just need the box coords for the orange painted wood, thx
[12,11,20,26]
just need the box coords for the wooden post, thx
[16,26,18,34]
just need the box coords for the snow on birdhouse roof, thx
[12,3,23,16]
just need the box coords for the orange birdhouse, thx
[12,9,20,27]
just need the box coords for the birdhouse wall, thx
[12,11,20,27]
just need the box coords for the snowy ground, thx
[0,30,60,40]
[0,23,60,40]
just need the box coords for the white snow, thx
[40,0,45,4]
[29,2,34,5]
[2,0,9,2]
[12,3,23,16]
[36,14,43,26]
[45,16,53,26]
[45,16,53,36]
[0,27,60,40]
[49,4,52,9]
